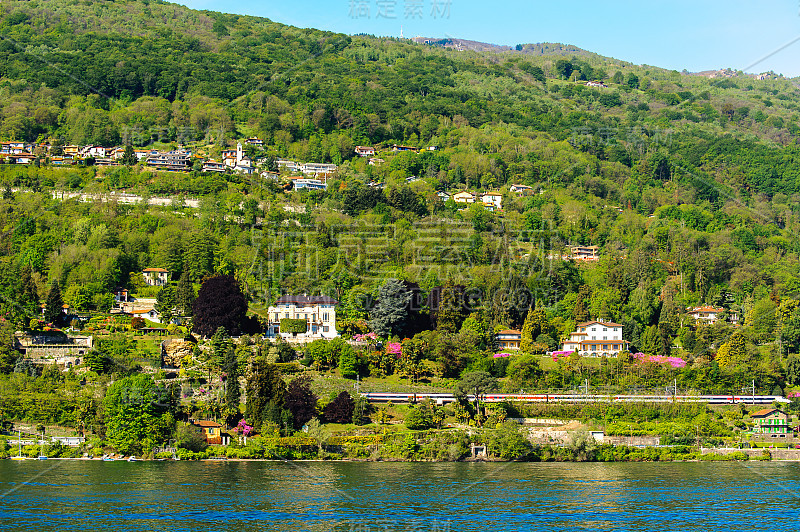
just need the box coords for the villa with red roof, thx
[561,319,629,357]
[142,268,169,286]
[688,305,725,325]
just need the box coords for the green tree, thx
[454,371,498,417]
[18,265,39,324]
[338,342,360,379]
[104,374,175,455]
[245,359,286,430]
[121,145,137,166]
[520,308,535,354]
[224,340,241,417]
[155,285,177,324]
[435,281,467,334]
[175,270,196,317]
[787,356,800,386]
[43,281,63,325]
[369,279,421,338]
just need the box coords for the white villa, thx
[561,319,629,357]
[688,305,726,325]
[142,268,169,286]
[266,295,339,341]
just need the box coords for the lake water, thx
[1,460,798,531]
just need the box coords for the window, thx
[592,345,597,351]
[613,327,618,332]
[323,312,329,321]
[323,326,329,332]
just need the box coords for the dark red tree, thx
[322,392,354,424]
[192,275,249,337]
[285,375,318,430]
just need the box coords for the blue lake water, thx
[1,460,798,531]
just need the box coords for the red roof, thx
[576,320,623,328]
[496,330,522,336]
[689,306,724,313]
[751,408,784,418]
[191,420,222,428]
[143,268,168,273]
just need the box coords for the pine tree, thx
[245,359,286,430]
[224,337,240,414]
[44,281,63,325]
[18,265,39,323]
[210,326,231,371]
[573,285,592,323]
[175,270,195,317]
[121,145,137,166]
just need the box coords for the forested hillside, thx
[1,0,800,401]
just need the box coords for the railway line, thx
[361,392,789,405]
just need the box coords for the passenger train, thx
[361,392,789,405]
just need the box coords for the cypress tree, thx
[44,281,63,325]
[175,270,195,317]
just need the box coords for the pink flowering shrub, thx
[353,332,378,342]
[493,353,511,358]
[787,391,800,398]
[386,342,402,358]
[632,352,687,369]
[234,420,253,436]
[551,351,572,361]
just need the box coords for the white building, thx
[688,305,726,325]
[142,268,169,286]
[561,320,629,357]
[292,178,327,190]
[267,295,339,341]
[481,192,502,211]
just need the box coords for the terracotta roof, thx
[191,420,222,428]
[576,320,623,328]
[497,329,522,336]
[751,408,782,418]
[130,309,156,314]
[143,268,168,273]
[690,306,725,313]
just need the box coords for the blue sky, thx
[178,0,800,76]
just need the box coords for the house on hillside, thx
[568,245,600,262]
[202,160,226,173]
[131,308,161,324]
[481,192,503,211]
[586,81,608,88]
[266,295,339,341]
[145,150,191,171]
[355,146,375,157]
[751,408,791,435]
[190,420,229,445]
[561,320,629,357]
[496,330,522,350]
[392,144,418,153]
[142,268,169,286]
[368,157,385,166]
[688,305,726,325]
[510,184,534,196]
[453,191,475,204]
[245,137,264,147]
[292,178,326,191]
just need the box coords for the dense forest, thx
[1,0,800,454]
